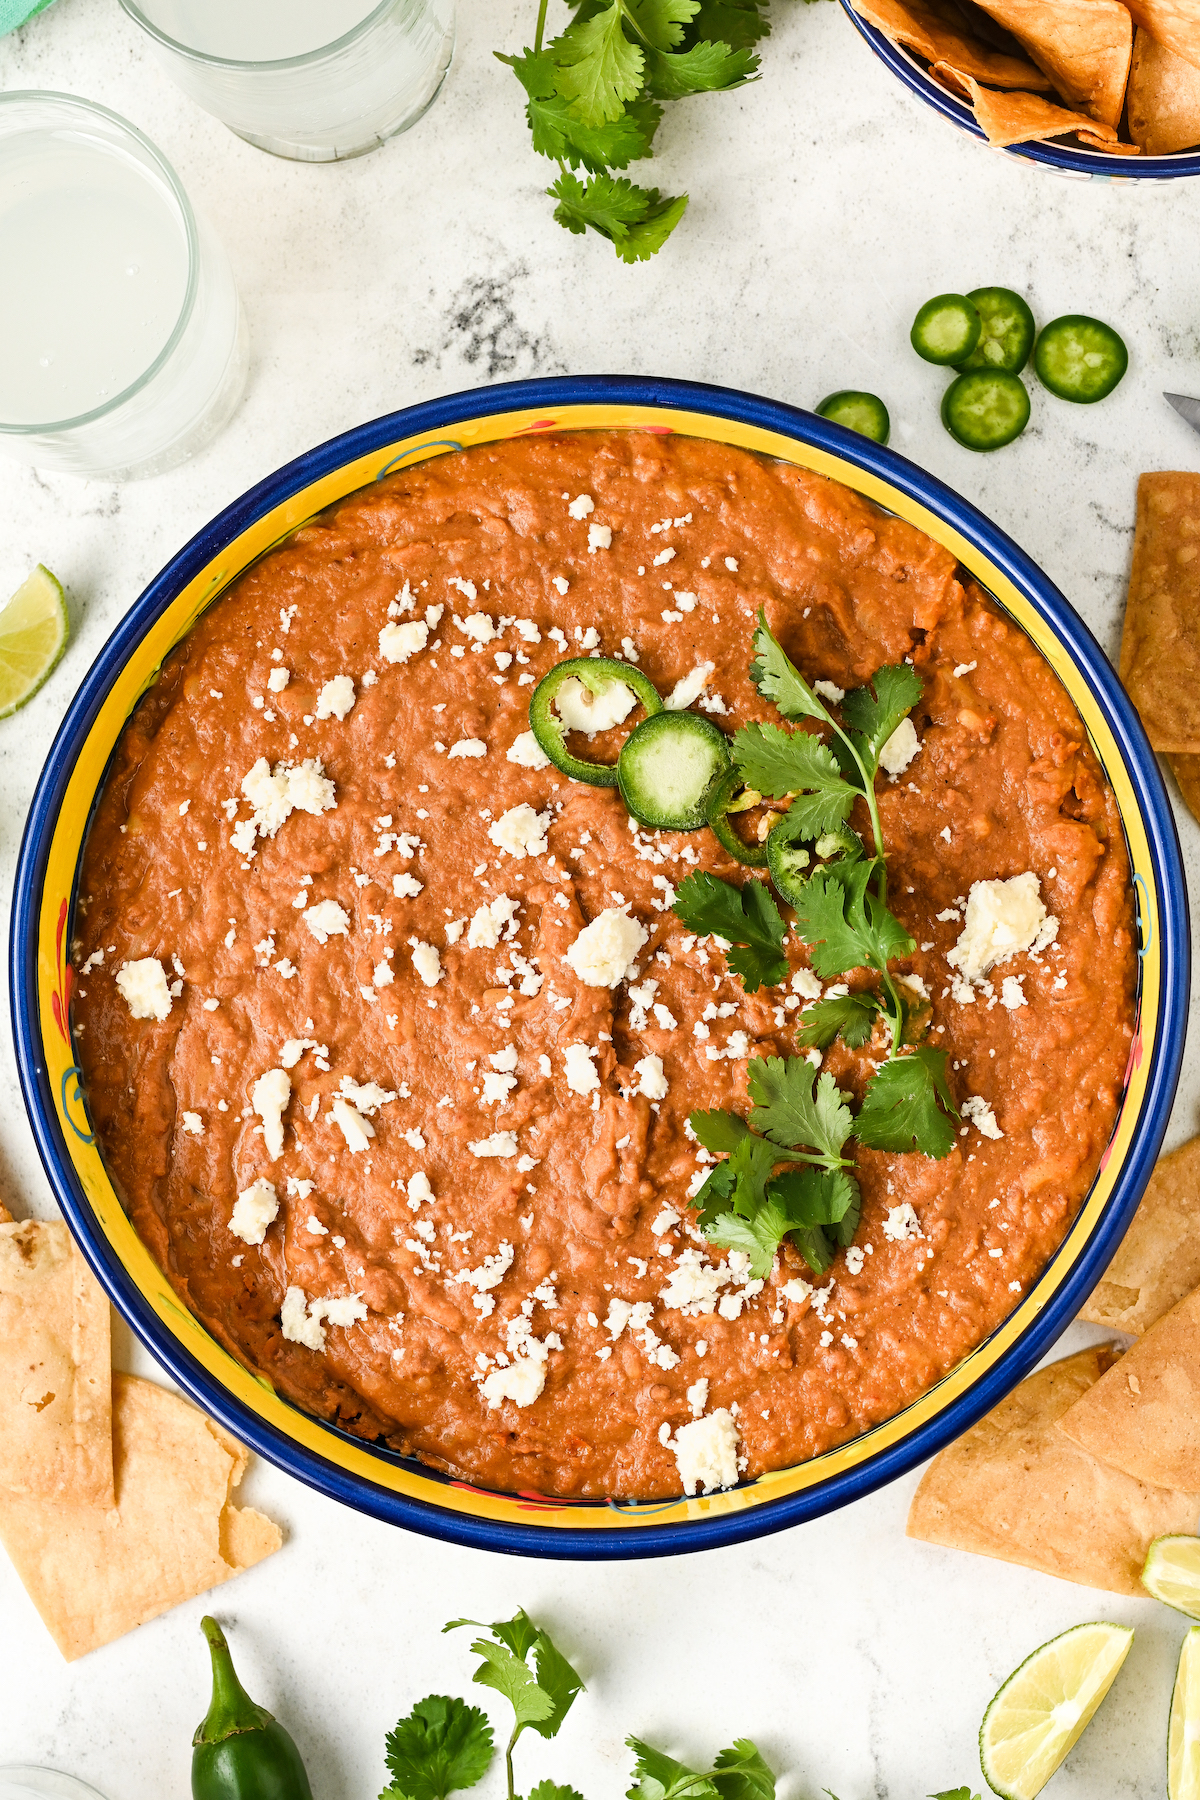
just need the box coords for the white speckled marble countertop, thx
[3,1,1200,1794]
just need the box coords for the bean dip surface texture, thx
[73,431,1136,1501]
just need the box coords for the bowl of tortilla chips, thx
[843,0,1200,174]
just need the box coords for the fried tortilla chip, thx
[1128,27,1200,150]
[0,1220,113,1508]
[1168,752,1200,822]
[907,1347,1200,1593]
[967,0,1133,123]
[1120,474,1200,753]
[951,71,1127,143]
[1124,0,1200,75]
[1060,1288,1200,1489]
[0,1372,282,1661]
[1080,1135,1200,1335]
[854,0,1054,85]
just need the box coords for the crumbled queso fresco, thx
[73,432,1135,1502]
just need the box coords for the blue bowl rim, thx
[9,372,1189,1559]
[839,0,1200,180]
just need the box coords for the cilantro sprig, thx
[689,1057,860,1277]
[627,1736,777,1800]
[741,616,956,1154]
[382,1697,494,1800]
[674,614,957,1171]
[497,1,808,260]
[672,869,788,991]
[382,1606,977,1800]
[443,1611,584,1800]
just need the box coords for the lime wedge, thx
[1145,1536,1200,1619]
[0,564,68,718]
[1169,1626,1200,1800]
[979,1621,1134,1799]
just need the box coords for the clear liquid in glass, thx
[123,0,455,161]
[142,0,380,60]
[0,131,189,426]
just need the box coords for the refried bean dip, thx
[72,431,1136,1500]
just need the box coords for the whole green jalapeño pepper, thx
[192,1615,314,1800]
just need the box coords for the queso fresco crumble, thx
[71,431,1135,1502]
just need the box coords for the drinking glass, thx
[119,0,456,163]
[0,1772,110,1800]
[0,92,247,481]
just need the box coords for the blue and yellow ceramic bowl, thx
[10,376,1189,1557]
[840,0,1200,182]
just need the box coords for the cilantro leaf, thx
[625,95,667,141]
[731,723,854,842]
[481,1610,542,1660]
[445,1611,540,1657]
[549,170,655,236]
[527,96,659,169]
[929,1791,981,1800]
[551,4,646,126]
[694,1133,788,1264]
[705,1207,782,1280]
[446,1612,583,1744]
[613,191,689,261]
[840,664,923,768]
[496,47,558,98]
[624,95,667,144]
[749,613,830,723]
[709,1165,859,1278]
[467,1639,555,1733]
[529,1785,586,1800]
[626,0,700,50]
[672,871,788,992]
[854,1048,957,1158]
[711,1739,776,1800]
[684,0,772,47]
[644,40,760,96]
[796,992,881,1051]
[767,1165,860,1231]
[823,1166,863,1246]
[689,1108,752,1154]
[724,1132,783,1217]
[382,1696,494,1800]
[626,1738,720,1800]
[746,1056,854,1161]
[777,785,860,843]
[690,1157,737,1230]
[525,1628,585,1741]
[790,1223,836,1277]
[790,858,876,977]
[792,859,914,979]
[547,172,687,258]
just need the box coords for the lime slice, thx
[979,1621,1134,1799]
[0,564,68,717]
[1145,1536,1200,1619]
[1169,1626,1200,1800]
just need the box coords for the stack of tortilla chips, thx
[909,1137,1200,1593]
[853,0,1200,154]
[1120,472,1200,825]
[0,1201,281,1660]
